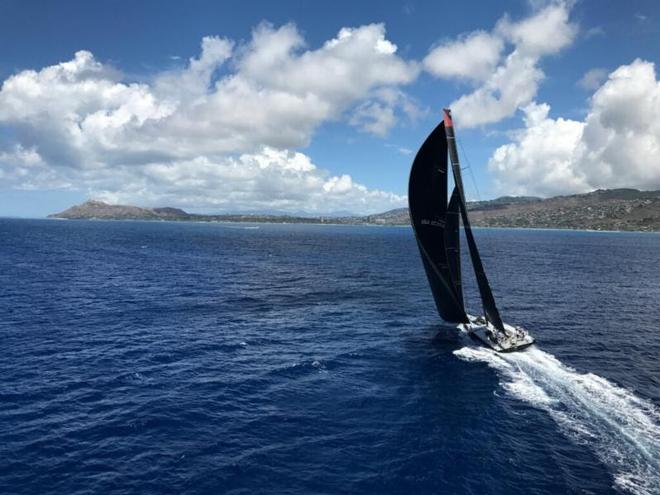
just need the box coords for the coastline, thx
[25,216,660,234]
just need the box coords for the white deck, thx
[457,315,535,352]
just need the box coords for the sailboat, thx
[409,109,534,352]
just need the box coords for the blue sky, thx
[1,0,659,217]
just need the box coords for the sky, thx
[1,0,659,217]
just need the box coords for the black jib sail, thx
[443,109,505,332]
[408,122,468,324]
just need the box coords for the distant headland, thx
[49,188,660,232]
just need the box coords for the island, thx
[49,188,660,232]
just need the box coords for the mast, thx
[408,122,468,324]
[443,109,505,332]
[445,187,463,308]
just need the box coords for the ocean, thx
[0,219,658,495]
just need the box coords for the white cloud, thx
[452,51,544,128]
[488,102,585,195]
[577,68,608,90]
[0,23,416,213]
[578,59,660,190]
[584,26,605,39]
[384,143,413,156]
[423,31,504,82]
[350,101,396,137]
[349,88,422,136]
[155,36,233,101]
[90,148,405,214]
[424,1,577,128]
[0,145,79,190]
[495,2,577,57]
[489,59,660,196]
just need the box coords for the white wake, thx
[453,345,660,495]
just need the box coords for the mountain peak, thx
[82,199,110,207]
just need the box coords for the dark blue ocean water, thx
[1,219,659,495]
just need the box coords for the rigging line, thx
[457,138,482,202]
[456,138,480,319]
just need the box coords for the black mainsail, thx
[408,122,468,324]
[408,110,505,332]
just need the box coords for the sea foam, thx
[454,344,660,495]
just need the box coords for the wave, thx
[453,345,660,495]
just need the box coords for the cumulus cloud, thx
[88,148,405,213]
[577,68,608,90]
[423,31,504,82]
[495,2,576,57]
[424,1,577,128]
[350,101,396,137]
[349,88,422,136]
[451,51,545,128]
[488,102,585,195]
[0,23,416,213]
[489,59,660,196]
